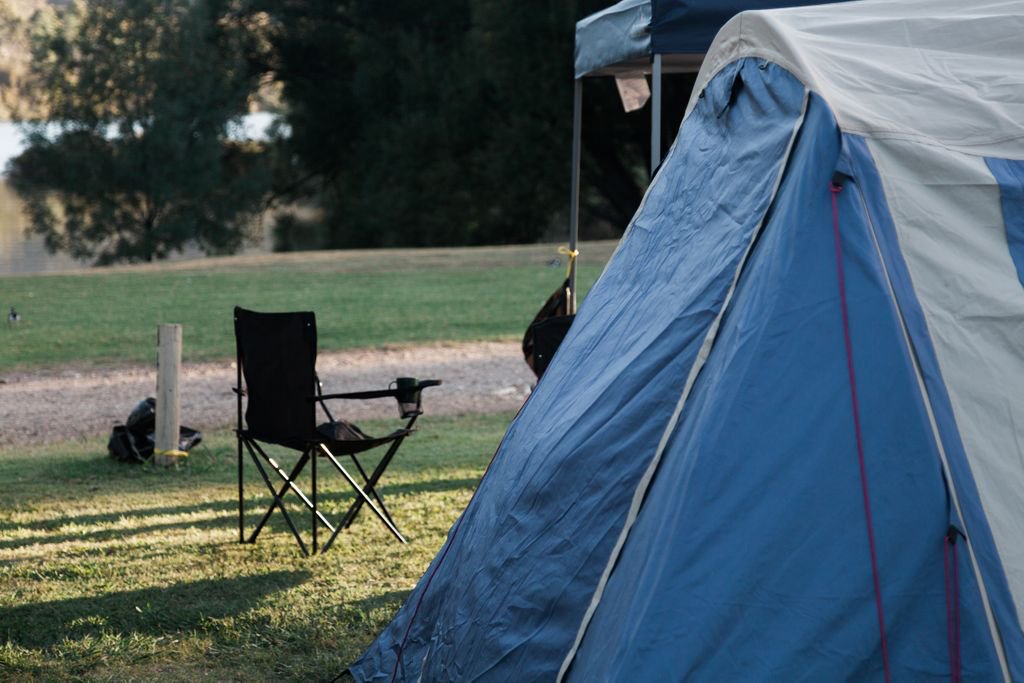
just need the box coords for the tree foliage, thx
[0,0,42,119]
[262,0,686,250]
[7,0,271,264]
[8,0,695,261]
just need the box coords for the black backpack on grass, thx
[107,397,202,463]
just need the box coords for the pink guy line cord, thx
[830,179,892,683]
[945,531,962,683]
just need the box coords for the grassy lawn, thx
[0,412,512,681]
[0,242,609,679]
[0,241,616,372]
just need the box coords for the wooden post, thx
[155,323,182,467]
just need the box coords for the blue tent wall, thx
[564,94,1004,680]
[350,59,809,682]
[986,158,1024,287]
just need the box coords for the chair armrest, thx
[314,379,444,419]
[314,379,442,402]
[313,389,398,401]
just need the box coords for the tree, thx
[262,0,669,250]
[465,0,645,241]
[259,0,481,249]
[0,0,39,119]
[7,0,271,264]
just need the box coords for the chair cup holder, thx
[394,378,423,418]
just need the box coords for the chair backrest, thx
[234,307,318,448]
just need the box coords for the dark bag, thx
[108,425,147,463]
[522,277,574,378]
[530,314,575,378]
[108,397,203,463]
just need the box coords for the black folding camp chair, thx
[233,306,441,555]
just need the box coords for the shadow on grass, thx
[0,569,311,649]
[0,498,240,535]
[0,475,480,552]
[366,476,481,498]
[350,588,410,616]
[0,452,238,510]
[0,513,233,551]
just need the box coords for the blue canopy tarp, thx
[575,0,850,78]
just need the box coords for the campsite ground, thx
[0,340,535,447]
[0,243,614,680]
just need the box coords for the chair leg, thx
[318,444,407,552]
[238,431,245,544]
[340,437,407,530]
[245,441,337,534]
[344,450,398,530]
[312,446,318,555]
[248,449,315,543]
[244,440,310,557]
[239,438,405,555]
[242,440,340,555]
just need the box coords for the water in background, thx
[0,114,278,276]
[0,179,83,274]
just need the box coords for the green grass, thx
[0,242,616,371]
[0,412,512,681]
[0,242,607,678]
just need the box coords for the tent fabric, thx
[689,0,1024,157]
[842,135,1024,680]
[354,1,1024,680]
[565,93,1006,681]
[648,0,846,55]
[574,0,651,79]
[862,140,1024,645]
[574,0,851,78]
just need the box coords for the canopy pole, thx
[651,53,663,176]
[569,78,582,314]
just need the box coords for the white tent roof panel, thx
[689,0,1024,157]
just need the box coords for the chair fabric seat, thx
[238,424,412,456]
[315,420,413,455]
[237,428,309,452]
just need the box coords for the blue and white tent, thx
[351,1,1024,679]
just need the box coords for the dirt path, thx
[0,341,535,448]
